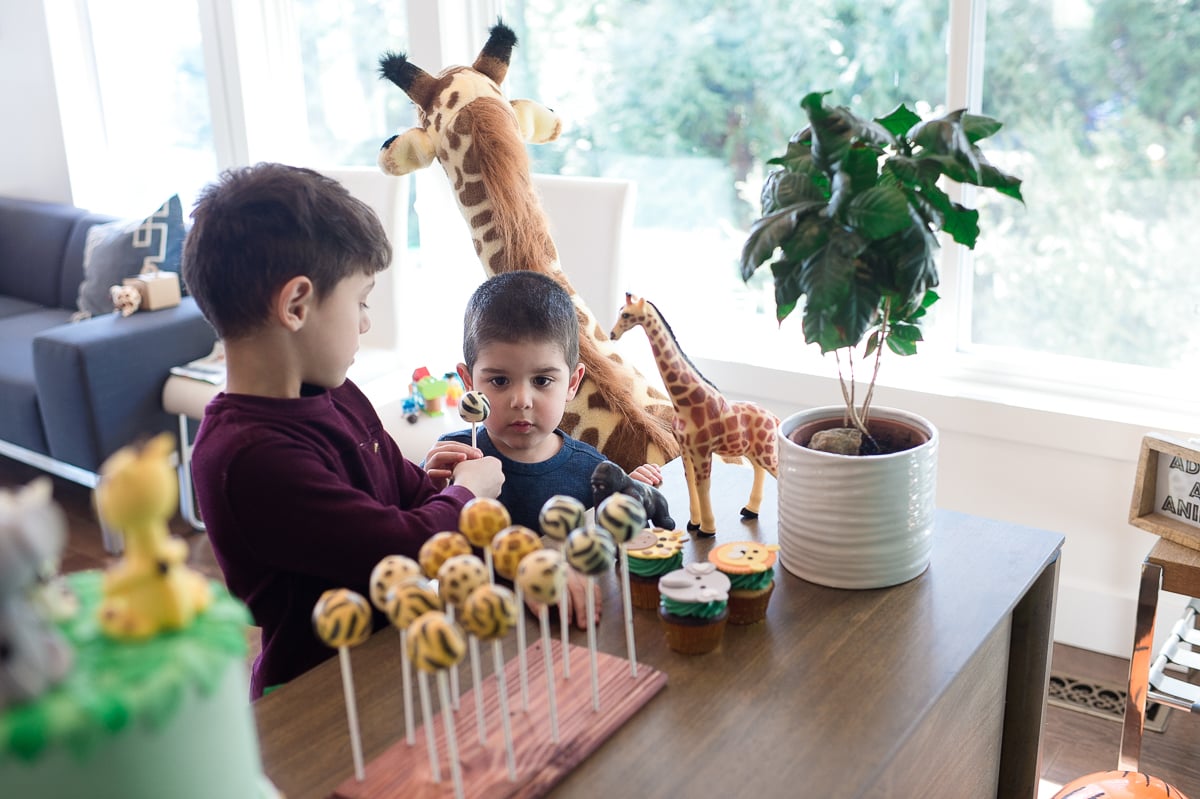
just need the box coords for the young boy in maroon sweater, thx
[183,163,503,698]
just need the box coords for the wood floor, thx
[4,455,1198,795]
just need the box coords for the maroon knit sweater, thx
[192,379,473,698]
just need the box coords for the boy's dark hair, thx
[463,272,580,370]
[183,163,391,339]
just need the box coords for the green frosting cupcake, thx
[660,596,728,620]
[728,569,774,592]
[627,550,682,579]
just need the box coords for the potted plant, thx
[739,91,1022,588]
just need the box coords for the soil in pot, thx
[791,416,930,456]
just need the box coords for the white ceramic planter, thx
[777,405,938,589]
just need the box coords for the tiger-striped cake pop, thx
[566,527,617,576]
[437,554,489,608]
[490,525,541,581]
[458,497,511,548]
[461,584,518,640]
[596,491,648,544]
[407,611,467,672]
[418,531,471,578]
[538,494,587,542]
[458,390,490,424]
[368,555,422,612]
[384,578,443,630]
[517,548,568,605]
[312,588,373,649]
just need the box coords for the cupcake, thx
[708,541,780,625]
[657,562,730,654]
[625,528,687,609]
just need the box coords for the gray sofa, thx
[0,196,217,487]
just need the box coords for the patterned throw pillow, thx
[75,195,185,318]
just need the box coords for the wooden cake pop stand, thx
[332,640,665,798]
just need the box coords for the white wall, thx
[0,3,71,202]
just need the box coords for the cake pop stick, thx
[565,526,617,711]
[419,531,471,708]
[490,525,541,709]
[458,390,490,449]
[462,583,519,781]
[312,588,373,782]
[517,549,567,743]
[369,555,422,745]
[597,492,649,678]
[459,496,511,583]
[539,495,586,681]
[384,578,442,755]
[436,554,489,744]
[409,612,467,799]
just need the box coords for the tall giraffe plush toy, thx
[376,22,679,473]
[611,293,780,536]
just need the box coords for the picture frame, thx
[1129,432,1200,550]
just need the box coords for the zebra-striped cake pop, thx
[596,491,648,544]
[538,494,586,542]
[459,390,490,448]
[565,527,617,576]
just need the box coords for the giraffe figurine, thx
[611,293,780,537]
[376,22,679,474]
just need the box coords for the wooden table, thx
[254,458,1063,798]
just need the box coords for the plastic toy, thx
[1050,770,1190,798]
[377,22,680,474]
[94,432,211,639]
[0,478,73,708]
[590,460,674,530]
[611,293,780,536]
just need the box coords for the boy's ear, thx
[564,362,585,401]
[277,276,315,331]
[455,363,472,390]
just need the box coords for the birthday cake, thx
[0,570,275,799]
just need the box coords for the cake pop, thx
[368,556,422,745]
[539,494,586,680]
[517,548,568,742]
[491,525,541,708]
[384,579,443,761]
[461,584,519,781]
[565,526,617,710]
[418,531,471,579]
[408,611,467,799]
[437,554,489,740]
[458,390,490,448]
[459,497,511,581]
[596,492,648,678]
[312,588,372,782]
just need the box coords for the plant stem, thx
[860,299,890,429]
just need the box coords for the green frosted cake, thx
[0,571,276,799]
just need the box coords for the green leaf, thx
[941,202,981,248]
[889,322,924,342]
[739,204,821,281]
[764,169,825,212]
[846,185,911,240]
[877,103,923,140]
[886,334,920,356]
[960,113,1003,143]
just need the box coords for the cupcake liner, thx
[726,580,775,625]
[658,606,728,655]
[628,574,661,610]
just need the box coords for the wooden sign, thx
[1129,432,1200,550]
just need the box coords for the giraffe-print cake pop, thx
[418,531,471,578]
[459,497,511,548]
[490,525,541,581]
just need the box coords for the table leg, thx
[1118,561,1163,771]
[998,551,1060,799]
